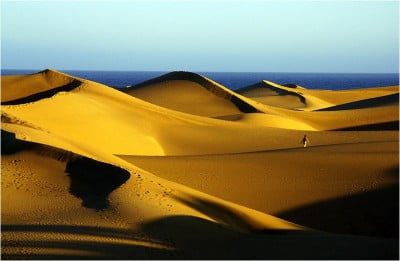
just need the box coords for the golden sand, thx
[1,69,398,259]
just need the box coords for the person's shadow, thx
[65,157,130,211]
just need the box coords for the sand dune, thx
[124,71,259,117]
[236,80,324,110]
[237,80,399,112]
[1,69,399,259]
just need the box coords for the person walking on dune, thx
[302,134,310,148]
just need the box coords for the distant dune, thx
[236,80,310,109]
[1,69,399,259]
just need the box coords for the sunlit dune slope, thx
[124,71,260,117]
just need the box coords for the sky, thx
[1,0,399,73]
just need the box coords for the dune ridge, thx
[1,69,399,259]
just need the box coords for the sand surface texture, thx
[1,69,399,259]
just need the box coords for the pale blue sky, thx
[1,0,399,72]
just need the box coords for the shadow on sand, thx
[65,157,130,211]
[2,215,398,260]
[277,184,399,238]
[139,215,398,260]
[1,130,35,155]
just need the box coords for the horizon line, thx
[1,68,399,75]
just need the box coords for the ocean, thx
[2,69,399,91]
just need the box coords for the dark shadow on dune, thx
[317,93,399,111]
[140,215,247,259]
[126,71,260,113]
[282,83,300,88]
[331,121,399,131]
[1,129,35,154]
[138,215,398,260]
[2,217,398,259]
[65,157,130,211]
[277,184,399,238]
[1,79,82,105]
[1,224,176,260]
[230,95,260,113]
[385,165,399,178]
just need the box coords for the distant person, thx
[302,134,310,147]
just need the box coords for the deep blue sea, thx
[2,69,399,91]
